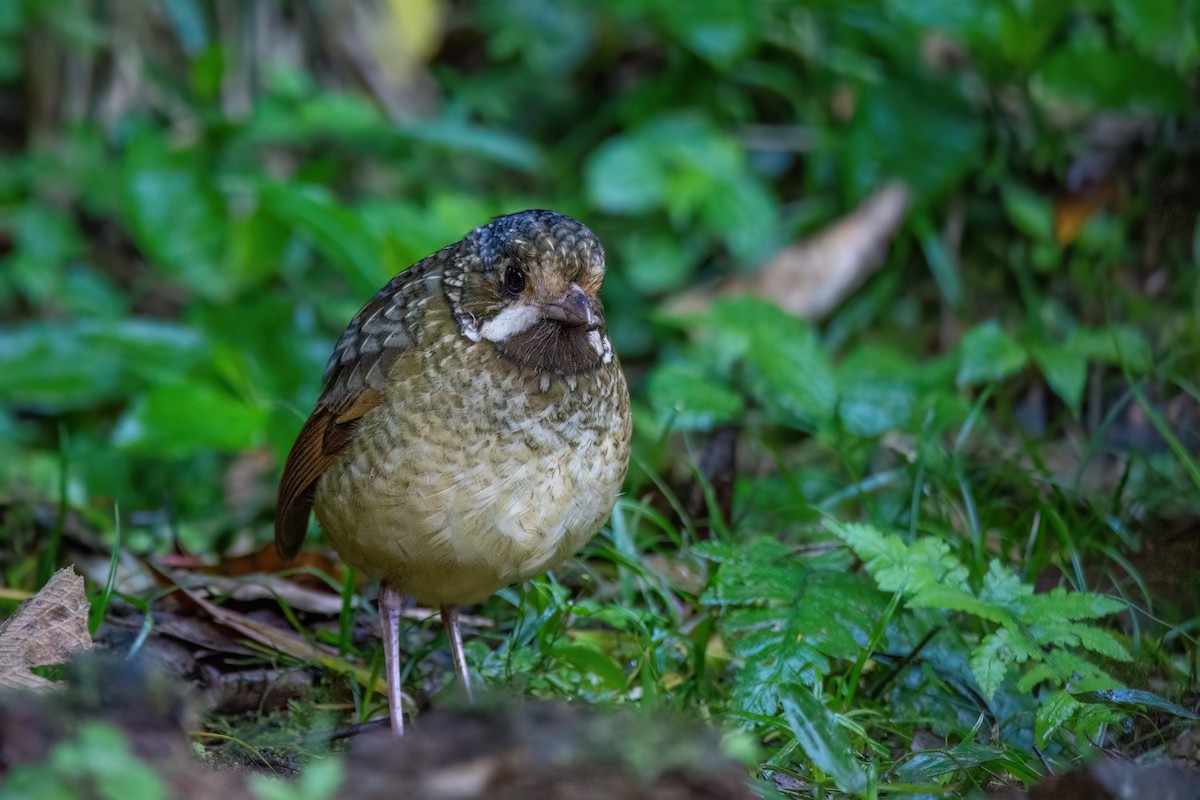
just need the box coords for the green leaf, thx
[399,118,543,172]
[551,643,629,692]
[842,79,984,202]
[1001,184,1054,242]
[828,522,969,596]
[618,233,697,294]
[647,362,744,431]
[1065,325,1152,373]
[120,134,229,299]
[1035,689,1082,746]
[1069,624,1132,662]
[113,382,267,456]
[838,381,915,437]
[892,740,1009,784]
[1017,588,1126,621]
[970,631,1012,701]
[585,114,778,261]
[1016,662,1060,693]
[781,690,867,794]
[585,134,666,214]
[0,320,204,411]
[1072,688,1199,720]
[706,298,837,428]
[957,321,1028,387]
[259,183,387,295]
[700,537,806,605]
[0,323,121,410]
[836,346,918,435]
[979,560,1033,608]
[1036,46,1190,114]
[1030,342,1087,416]
[652,0,756,67]
[1113,0,1178,49]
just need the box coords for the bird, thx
[274,210,632,736]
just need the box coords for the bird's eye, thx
[502,267,526,296]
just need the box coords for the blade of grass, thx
[89,502,121,635]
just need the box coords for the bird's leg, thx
[440,604,475,704]
[378,582,406,736]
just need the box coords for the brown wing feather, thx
[274,390,380,559]
[273,257,444,559]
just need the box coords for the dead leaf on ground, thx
[0,567,92,690]
[158,543,350,590]
[1054,175,1118,246]
[670,181,910,320]
[167,575,392,701]
[170,570,348,616]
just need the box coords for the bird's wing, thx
[274,260,442,559]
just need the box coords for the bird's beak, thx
[541,285,597,329]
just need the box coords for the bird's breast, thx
[313,318,630,606]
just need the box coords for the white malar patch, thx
[589,330,614,363]
[461,318,482,343]
[479,304,541,342]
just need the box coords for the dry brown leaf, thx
[671,181,910,320]
[0,567,92,690]
[172,571,347,616]
[1054,175,1117,246]
[170,579,393,700]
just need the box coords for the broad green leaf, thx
[1035,46,1190,114]
[551,643,628,692]
[1113,0,1197,68]
[259,183,386,295]
[1065,325,1152,373]
[892,740,1008,784]
[838,381,915,437]
[836,346,918,435]
[842,79,984,202]
[0,323,121,410]
[957,322,1028,386]
[120,134,229,299]
[618,233,697,294]
[1035,689,1082,746]
[647,362,744,430]
[653,0,756,67]
[585,115,778,261]
[1001,185,1054,242]
[707,298,837,428]
[227,206,290,288]
[1044,649,1120,693]
[782,690,867,794]
[113,382,267,456]
[0,320,204,411]
[399,118,543,172]
[1072,688,1199,720]
[700,537,806,605]
[1030,342,1087,416]
[585,133,666,214]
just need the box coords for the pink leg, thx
[441,604,475,704]
[379,582,406,736]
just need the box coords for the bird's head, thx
[444,210,613,375]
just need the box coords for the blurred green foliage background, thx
[1,0,1199,794]
[2,0,1195,539]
